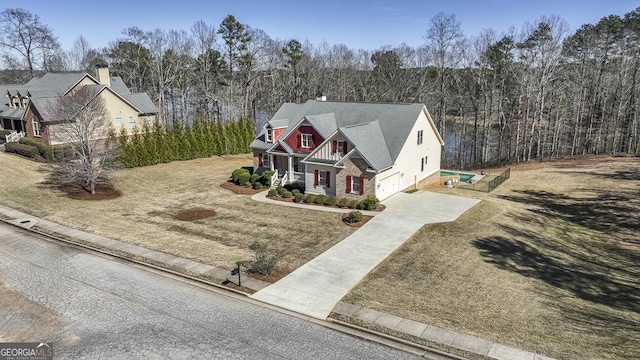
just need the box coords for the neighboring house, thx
[0,66,158,145]
[250,98,444,201]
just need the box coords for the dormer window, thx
[266,128,273,142]
[301,133,312,148]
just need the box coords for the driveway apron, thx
[250,191,480,319]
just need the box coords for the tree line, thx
[1,7,639,168]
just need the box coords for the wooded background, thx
[2,8,639,169]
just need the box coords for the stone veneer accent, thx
[335,157,375,199]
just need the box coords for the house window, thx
[32,116,40,137]
[266,128,273,142]
[293,157,301,172]
[314,169,330,188]
[128,116,135,128]
[146,116,153,126]
[337,140,346,155]
[352,176,361,194]
[262,153,270,168]
[301,133,312,148]
[421,156,428,172]
[115,117,122,126]
[417,130,423,145]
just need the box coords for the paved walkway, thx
[251,192,480,319]
[0,202,555,360]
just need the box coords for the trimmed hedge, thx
[293,193,304,203]
[4,142,40,159]
[338,198,350,208]
[19,137,52,159]
[325,196,339,207]
[0,130,12,144]
[253,182,264,190]
[314,195,328,205]
[348,199,360,209]
[282,190,293,198]
[304,194,317,204]
[267,189,278,197]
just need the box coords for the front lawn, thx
[339,157,640,360]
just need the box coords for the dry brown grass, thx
[342,156,640,360]
[0,152,357,271]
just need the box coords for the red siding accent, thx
[359,177,365,195]
[273,128,285,141]
[326,171,330,188]
[258,153,263,166]
[284,125,323,153]
[346,175,352,193]
[314,170,319,187]
[332,141,337,153]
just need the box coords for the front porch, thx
[265,154,305,188]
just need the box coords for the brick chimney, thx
[95,65,111,88]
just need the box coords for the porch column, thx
[288,156,293,183]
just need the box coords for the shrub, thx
[361,195,380,210]
[232,168,250,184]
[276,186,286,195]
[237,172,251,186]
[4,142,39,159]
[357,200,366,210]
[51,145,75,160]
[293,193,304,203]
[291,189,300,195]
[304,194,317,204]
[325,196,339,206]
[345,210,363,223]
[248,241,283,275]
[19,137,52,159]
[267,189,278,197]
[338,198,350,208]
[348,199,360,209]
[282,190,292,198]
[284,183,302,192]
[314,195,328,205]
[261,170,274,185]
[253,182,264,190]
[250,173,260,184]
[0,130,12,144]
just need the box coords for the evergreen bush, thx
[325,196,339,206]
[293,193,304,203]
[348,200,360,209]
[282,190,293,198]
[338,198,350,208]
[267,189,278,197]
[253,182,264,190]
[314,195,328,205]
[345,210,363,223]
[304,194,317,204]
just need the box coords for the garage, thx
[375,172,400,200]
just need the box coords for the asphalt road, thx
[0,223,420,359]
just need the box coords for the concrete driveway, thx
[251,191,481,319]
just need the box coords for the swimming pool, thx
[440,170,476,182]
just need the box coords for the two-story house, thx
[250,99,444,201]
[0,66,157,145]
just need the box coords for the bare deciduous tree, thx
[49,86,117,194]
[0,8,60,77]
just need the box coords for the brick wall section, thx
[335,157,375,200]
[23,108,50,145]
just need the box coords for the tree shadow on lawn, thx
[498,189,640,234]
[473,226,640,313]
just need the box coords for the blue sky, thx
[9,1,640,51]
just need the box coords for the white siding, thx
[308,134,350,162]
[375,107,441,199]
[304,163,336,197]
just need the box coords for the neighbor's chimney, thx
[315,91,326,102]
[95,64,111,88]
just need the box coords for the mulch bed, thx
[60,183,122,200]
[174,208,216,221]
[342,214,373,227]
[247,266,291,283]
[219,181,264,195]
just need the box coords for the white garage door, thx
[376,172,400,200]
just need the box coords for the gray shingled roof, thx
[123,93,157,114]
[340,121,393,170]
[0,70,157,125]
[262,100,431,168]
